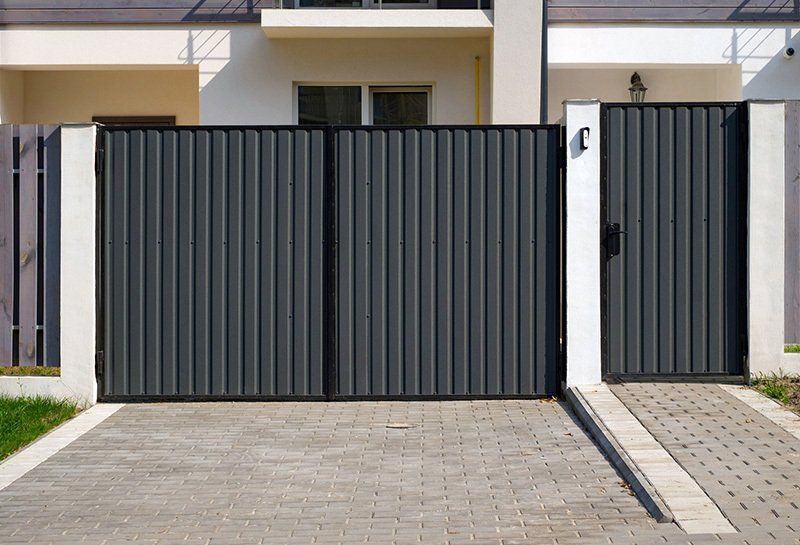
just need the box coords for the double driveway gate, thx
[99,125,563,400]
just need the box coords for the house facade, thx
[0,1,797,405]
[0,1,798,126]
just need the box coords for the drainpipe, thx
[474,56,481,124]
[540,0,548,124]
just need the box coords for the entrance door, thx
[602,103,747,377]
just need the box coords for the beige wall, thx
[21,69,199,124]
[548,66,742,122]
[0,69,23,123]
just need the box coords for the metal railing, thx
[271,0,488,8]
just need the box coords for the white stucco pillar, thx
[490,0,543,124]
[564,100,602,387]
[748,101,790,377]
[59,124,99,405]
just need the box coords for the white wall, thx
[549,25,800,113]
[0,26,491,125]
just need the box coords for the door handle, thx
[605,222,627,259]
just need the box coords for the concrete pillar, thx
[490,0,543,124]
[564,100,602,387]
[59,124,98,404]
[748,101,791,377]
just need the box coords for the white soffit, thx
[261,9,494,38]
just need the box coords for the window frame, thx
[296,84,363,126]
[294,82,435,125]
[369,86,432,126]
[294,0,436,8]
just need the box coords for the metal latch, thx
[605,223,627,258]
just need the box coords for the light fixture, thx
[628,72,648,103]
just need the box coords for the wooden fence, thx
[0,125,60,367]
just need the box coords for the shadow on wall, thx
[726,26,800,99]
[178,26,296,124]
[728,0,800,21]
[183,0,268,22]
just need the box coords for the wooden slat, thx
[17,125,38,366]
[786,102,800,343]
[0,126,13,365]
[43,125,61,367]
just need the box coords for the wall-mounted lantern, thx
[628,72,647,103]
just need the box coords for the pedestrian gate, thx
[602,104,747,378]
[99,126,563,400]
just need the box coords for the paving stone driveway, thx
[0,400,686,545]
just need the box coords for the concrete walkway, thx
[611,382,800,545]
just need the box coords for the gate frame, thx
[598,102,749,382]
[95,123,567,402]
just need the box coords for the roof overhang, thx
[261,9,493,39]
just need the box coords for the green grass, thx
[752,372,800,415]
[0,396,77,461]
[785,344,800,353]
[0,366,60,377]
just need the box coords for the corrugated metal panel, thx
[603,104,746,376]
[335,127,561,396]
[103,128,325,397]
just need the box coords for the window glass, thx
[298,0,363,6]
[298,86,362,125]
[371,90,429,125]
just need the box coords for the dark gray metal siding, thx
[102,128,326,397]
[335,127,561,396]
[603,104,746,376]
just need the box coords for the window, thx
[296,84,432,125]
[296,0,433,7]
[371,87,430,125]
[297,86,362,125]
[298,0,363,6]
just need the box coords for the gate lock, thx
[605,223,627,259]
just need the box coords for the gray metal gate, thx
[335,127,561,397]
[101,128,326,398]
[602,104,747,377]
[100,125,562,400]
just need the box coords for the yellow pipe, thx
[474,56,481,124]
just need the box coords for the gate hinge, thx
[95,147,105,177]
[95,350,105,382]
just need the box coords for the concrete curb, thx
[565,388,674,524]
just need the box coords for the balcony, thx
[261,2,493,39]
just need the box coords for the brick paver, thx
[611,383,800,545]
[2,395,798,544]
[0,400,685,545]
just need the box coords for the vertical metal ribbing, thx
[604,104,746,377]
[324,126,337,400]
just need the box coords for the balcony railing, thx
[267,0,490,8]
